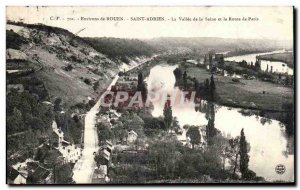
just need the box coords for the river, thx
[146,64,294,182]
[225,50,293,75]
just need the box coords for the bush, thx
[93,81,99,91]
[6,30,28,49]
[64,64,73,71]
[83,78,91,85]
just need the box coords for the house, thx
[93,165,107,179]
[102,149,111,161]
[12,158,34,178]
[52,121,82,163]
[186,59,198,65]
[97,114,111,127]
[97,114,110,122]
[109,110,121,120]
[127,130,138,143]
[7,166,26,184]
[105,140,113,153]
[58,144,81,163]
[27,166,51,184]
[52,121,64,144]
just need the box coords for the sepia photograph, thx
[5,6,295,185]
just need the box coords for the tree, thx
[206,118,216,146]
[240,60,247,68]
[254,59,261,71]
[282,102,294,137]
[172,117,181,134]
[93,81,100,91]
[95,151,108,168]
[266,64,269,72]
[173,68,183,81]
[219,55,225,69]
[97,123,114,145]
[7,107,24,134]
[113,122,128,143]
[25,128,39,147]
[54,164,74,184]
[163,100,173,131]
[210,75,216,100]
[83,78,91,85]
[270,66,273,73]
[143,116,166,136]
[203,78,210,96]
[205,102,217,145]
[194,79,200,96]
[209,53,213,65]
[186,126,201,149]
[228,137,240,174]
[285,75,291,86]
[137,72,147,101]
[123,113,144,136]
[240,128,249,179]
[29,117,46,131]
[54,97,62,112]
[149,137,182,179]
[137,73,144,90]
[64,64,73,71]
[183,71,187,90]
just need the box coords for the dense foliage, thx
[6,29,28,50]
[84,37,156,63]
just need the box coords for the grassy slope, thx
[6,23,121,163]
[184,65,293,111]
[7,23,120,105]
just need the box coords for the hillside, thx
[6,22,125,166]
[83,37,157,64]
[7,22,122,105]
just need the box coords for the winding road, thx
[72,58,151,183]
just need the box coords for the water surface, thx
[146,64,294,182]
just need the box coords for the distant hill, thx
[144,37,293,55]
[83,37,157,63]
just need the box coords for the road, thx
[72,58,151,183]
[72,75,119,183]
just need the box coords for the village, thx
[6,7,294,184]
[7,48,294,184]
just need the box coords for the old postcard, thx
[6,6,295,184]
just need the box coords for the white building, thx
[127,130,138,143]
[52,121,82,163]
[58,144,81,163]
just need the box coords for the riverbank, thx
[180,64,293,112]
[257,52,294,68]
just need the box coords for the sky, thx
[6,6,293,40]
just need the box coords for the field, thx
[184,65,294,111]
